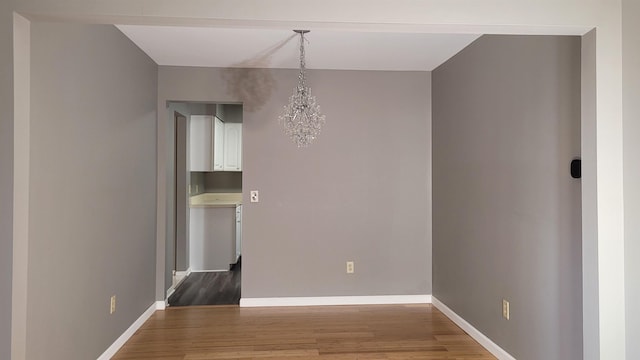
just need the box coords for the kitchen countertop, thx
[190,192,242,208]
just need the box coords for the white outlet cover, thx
[346,261,355,274]
[250,191,259,203]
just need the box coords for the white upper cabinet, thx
[189,115,213,172]
[223,123,242,171]
[213,117,225,171]
[189,114,242,172]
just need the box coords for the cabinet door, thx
[189,115,213,171]
[213,117,225,171]
[190,207,236,271]
[223,123,242,171]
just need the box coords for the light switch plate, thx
[250,191,259,203]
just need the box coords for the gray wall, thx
[204,172,243,193]
[28,22,157,359]
[159,66,432,298]
[432,35,582,360]
[0,3,13,359]
[623,0,640,358]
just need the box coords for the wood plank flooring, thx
[168,260,241,306]
[112,304,496,359]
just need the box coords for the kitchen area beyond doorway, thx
[167,102,243,306]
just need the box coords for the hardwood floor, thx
[112,304,496,359]
[168,260,241,306]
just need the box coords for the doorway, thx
[165,102,243,306]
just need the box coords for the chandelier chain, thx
[298,32,306,88]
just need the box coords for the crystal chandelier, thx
[278,30,326,147]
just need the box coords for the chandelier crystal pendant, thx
[278,30,326,147]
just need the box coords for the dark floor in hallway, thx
[168,258,241,306]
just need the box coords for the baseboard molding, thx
[166,287,175,299]
[167,268,192,298]
[240,294,432,307]
[431,296,516,360]
[96,301,163,360]
[175,267,192,277]
[190,269,228,273]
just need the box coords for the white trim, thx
[175,267,192,277]
[190,269,228,273]
[432,297,516,360]
[96,302,163,360]
[167,268,192,298]
[240,295,431,307]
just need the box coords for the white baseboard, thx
[175,267,192,277]
[240,294,432,307]
[166,287,175,299]
[432,296,516,360]
[190,269,228,273]
[96,301,164,360]
[167,268,193,298]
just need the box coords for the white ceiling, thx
[116,25,481,71]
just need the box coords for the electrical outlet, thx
[250,190,259,203]
[110,295,116,314]
[346,261,355,274]
[502,299,510,320]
